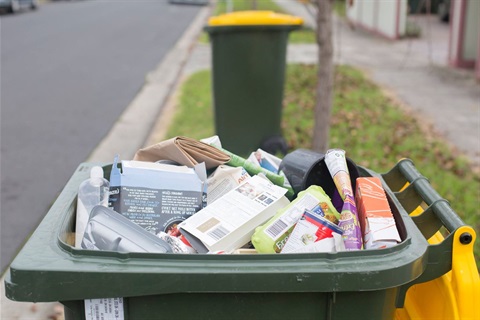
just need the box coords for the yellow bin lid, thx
[208,11,303,26]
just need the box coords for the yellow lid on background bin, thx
[208,11,303,26]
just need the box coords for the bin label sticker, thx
[85,298,124,320]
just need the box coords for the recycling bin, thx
[205,11,303,156]
[5,159,478,320]
[168,0,209,5]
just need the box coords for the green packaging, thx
[251,185,341,253]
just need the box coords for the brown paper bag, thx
[133,136,230,169]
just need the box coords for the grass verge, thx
[214,0,283,15]
[165,64,479,267]
[333,0,346,17]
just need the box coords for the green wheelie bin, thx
[205,11,303,156]
[5,159,478,319]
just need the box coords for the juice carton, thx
[355,177,401,249]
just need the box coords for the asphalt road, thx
[0,0,201,272]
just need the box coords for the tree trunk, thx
[312,0,334,153]
[251,0,257,10]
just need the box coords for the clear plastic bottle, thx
[75,166,110,248]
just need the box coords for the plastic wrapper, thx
[251,185,341,253]
[281,210,344,254]
[157,232,197,254]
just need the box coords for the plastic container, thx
[75,166,109,247]
[278,148,360,199]
[4,160,479,320]
[205,11,303,156]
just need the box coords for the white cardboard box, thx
[179,175,289,253]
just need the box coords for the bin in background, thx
[205,11,303,156]
[5,159,478,320]
[168,0,209,5]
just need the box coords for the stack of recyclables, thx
[5,158,479,320]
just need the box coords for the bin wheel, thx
[260,136,288,156]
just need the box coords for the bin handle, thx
[389,158,467,235]
[383,159,477,308]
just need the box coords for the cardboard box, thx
[179,175,289,253]
[355,177,401,249]
[108,158,207,235]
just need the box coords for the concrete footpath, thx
[273,0,479,166]
[2,0,479,319]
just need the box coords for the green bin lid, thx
[208,11,303,26]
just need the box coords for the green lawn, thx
[165,64,480,268]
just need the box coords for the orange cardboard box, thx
[355,177,401,249]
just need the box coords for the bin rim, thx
[208,10,304,27]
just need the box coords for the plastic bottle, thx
[75,166,110,248]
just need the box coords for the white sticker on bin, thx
[85,298,124,320]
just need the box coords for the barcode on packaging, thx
[208,225,229,240]
[265,219,288,239]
